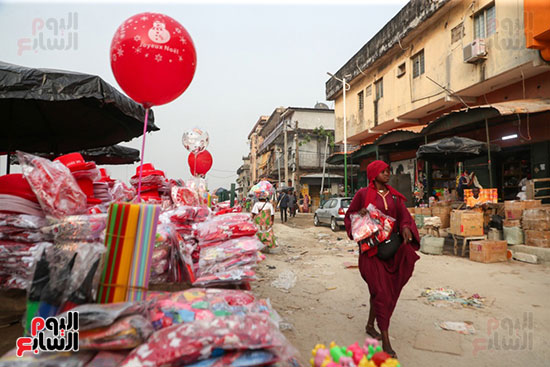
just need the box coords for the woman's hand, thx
[402,227,414,243]
[358,208,368,216]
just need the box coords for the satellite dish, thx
[314,102,329,109]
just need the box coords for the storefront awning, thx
[421,98,550,136]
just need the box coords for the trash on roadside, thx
[420,287,487,308]
[436,321,476,334]
[267,265,276,270]
[279,321,294,331]
[271,270,297,290]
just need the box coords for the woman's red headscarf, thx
[365,160,406,205]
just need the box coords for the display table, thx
[452,234,487,257]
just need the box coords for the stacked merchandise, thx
[192,213,263,286]
[146,288,281,329]
[522,206,550,248]
[93,168,114,204]
[311,338,401,367]
[162,205,211,265]
[503,200,542,245]
[54,153,103,212]
[0,173,52,290]
[0,213,51,290]
[130,163,167,203]
[150,222,195,285]
[212,200,242,215]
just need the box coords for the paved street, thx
[252,214,550,367]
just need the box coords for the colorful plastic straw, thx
[126,204,160,301]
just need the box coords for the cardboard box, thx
[407,208,415,215]
[432,207,451,228]
[524,230,550,248]
[522,208,550,231]
[505,200,543,220]
[469,240,508,263]
[504,201,523,220]
[450,210,484,236]
[503,219,521,228]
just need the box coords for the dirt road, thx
[252,213,550,367]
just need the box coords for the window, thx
[474,5,496,39]
[374,78,383,100]
[358,91,364,110]
[397,62,406,78]
[412,50,425,78]
[365,84,372,97]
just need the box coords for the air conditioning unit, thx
[463,38,487,63]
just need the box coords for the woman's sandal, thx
[365,324,382,340]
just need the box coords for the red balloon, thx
[188,150,213,176]
[110,12,197,107]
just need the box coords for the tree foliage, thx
[299,126,335,148]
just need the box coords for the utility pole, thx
[277,147,281,186]
[284,120,288,186]
[320,134,329,195]
[294,121,299,193]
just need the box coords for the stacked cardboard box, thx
[502,200,542,245]
[450,210,484,236]
[522,207,550,248]
[432,206,451,228]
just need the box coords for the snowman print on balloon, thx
[148,21,171,44]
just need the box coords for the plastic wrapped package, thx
[162,206,211,224]
[17,152,87,218]
[57,301,150,331]
[110,181,135,203]
[0,228,51,243]
[130,174,165,188]
[198,236,265,267]
[193,267,258,287]
[171,186,201,207]
[0,214,48,229]
[84,351,129,367]
[0,241,51,290]
[72,167,101,182]
[79,314,153,350]
[120,313,297,367]
[0,350,95,367]
[41,214,107,242]
[184,350,277,367]
[351,204,395,243]
[147,288,280,330]
[150,223,195,284]
[193,214,257,245]
[197,252,264,279]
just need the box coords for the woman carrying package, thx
[251,193,276,250]
[344,160,420,358]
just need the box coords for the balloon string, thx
[137,108,149,202]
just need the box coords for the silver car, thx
[314,197,352,231]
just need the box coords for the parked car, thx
[314,197,352,231]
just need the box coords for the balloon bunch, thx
[183,128,212,177]
[110,12,197,199]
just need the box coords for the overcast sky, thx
[0,0,406,190]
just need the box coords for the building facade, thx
[326,0,550,201]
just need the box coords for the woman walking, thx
[344,160,420,358]
[251,194,276,250]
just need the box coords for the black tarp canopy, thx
[416,136,500,160]
[9,144,140,165]
[0,61,158,155]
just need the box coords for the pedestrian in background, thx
[277,190,289,223]
[288,190,297,218]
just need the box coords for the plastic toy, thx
[363,338,382,360]
[329,342,352,363]
[357,357,376,367]
[371,351,391,366]
[311,344,331,367]
[347,342,364,365]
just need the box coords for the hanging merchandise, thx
[188,150,213,177]
[182,128,209,154]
